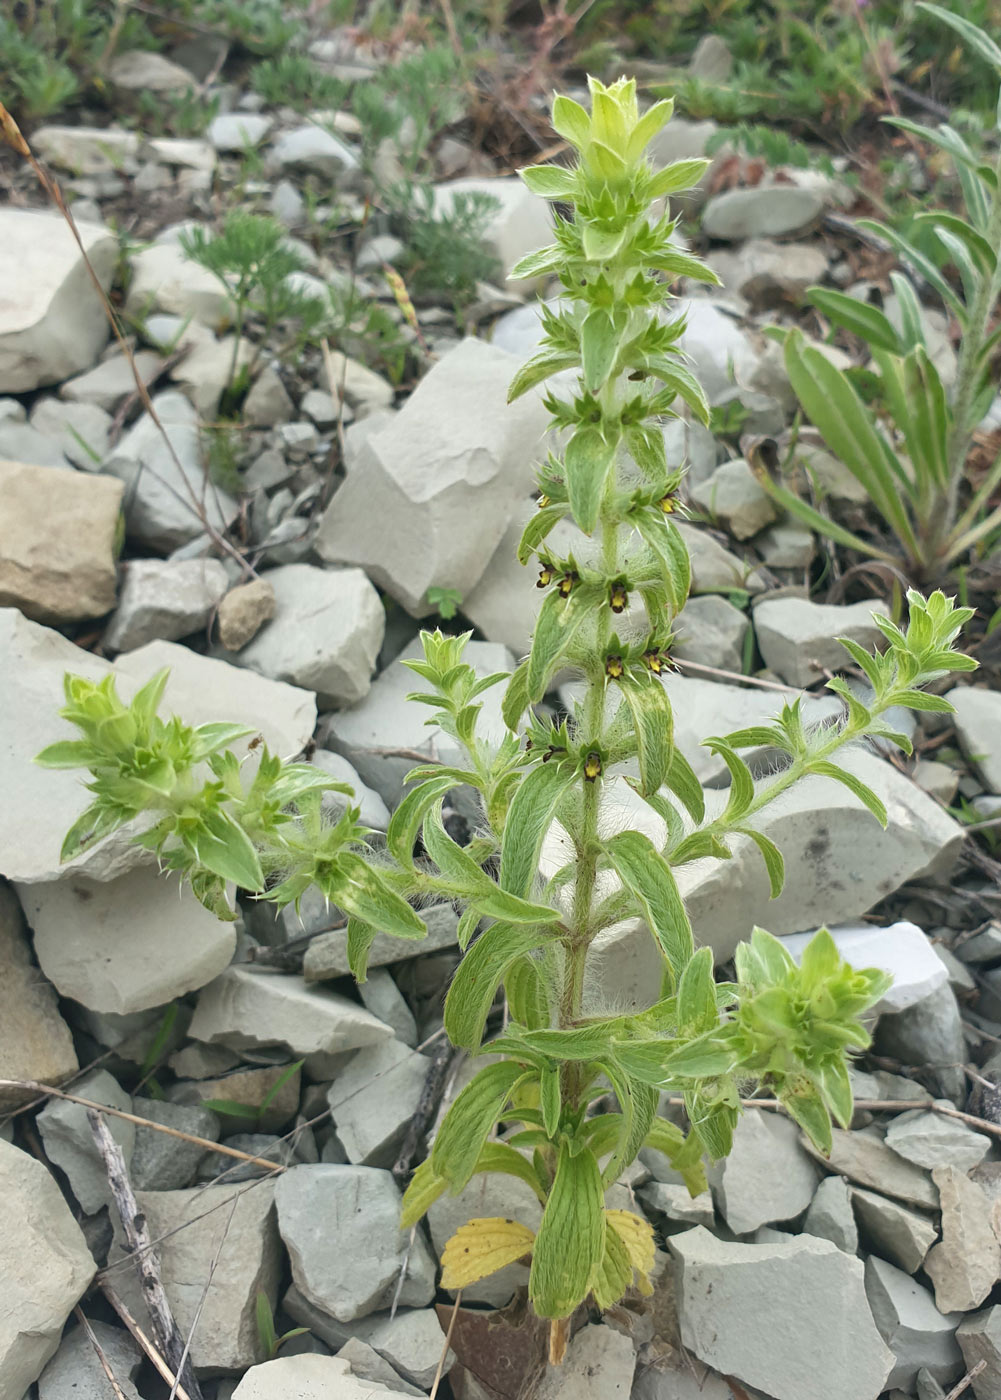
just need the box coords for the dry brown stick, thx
[99,1281,194,1400]
[0,1080,285,1170]
[89,1110,205,1400]
[429,1290,462,1400]
[673,657,799,694]
[75,1306,130,1400]
[945,1360,986,1400]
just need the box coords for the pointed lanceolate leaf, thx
[551,93,589,148]
[810,760,887,827]
[194,810,265,892]
[526,587,594,703]
[346,916,378,983]
[500,760,574,898]
[431,1060,531,1192]
[565,425,617,534]
[740,828,786,898]
[387,775,458,868]
[519,163,577,199]
[915,2,1001,70]
[529,1141,605,1319]
[517,504,569,564]
[332,852,427,938]
[646,157,710,198]
[663,747,705,823]
[444,922,548,1050]
[503,658,532,732]
[605,830,694,983]
[634,514,691,613]
[618,671,673,796]
[580,308,618,392]
[677,946,718,1035]
[400,1156,450,1228]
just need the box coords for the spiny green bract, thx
[38,74,976,1362]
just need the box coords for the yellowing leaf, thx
[606,1210,655,1296]
[439,1217,536,1290]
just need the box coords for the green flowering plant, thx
[39,78,976,1363]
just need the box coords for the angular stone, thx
[885,1109,991,1172]
[957,1307,1001,1400]
[146,136,215,171]
[130,1096,220,1191]
[269,124,359,178]
[758,521,815,569]
[33,125,139,175]
[925,1166,1001,1313]
[325,637,513,807]
[804,1127,937,1210]
[110,1182,280,1372]
[675,593,750,672]
[327,1039,428,1167]
[948,686,1001,792]
[535,1324,636,1398]
[60,350,163,411]
[874,983,967,1102]
[706,238,830,308]
[217,577,277,650]
[324,350,394,415]
[102,390,238,550]
[37,1320,141,1400]
[802,1175,858,1253]
[672,1227,892,1400]
[221,563,384,706]
[865,1255,963,1390]
[432,177,552,295]
[337,1337,423,1395]
[674,299,761,402]
[0,419,70,468]
[104,557,228,651]
[463,508,582,657]
[18,864,237,1014]
[234,1353,416,1398]
[639,1179,716,1228]
[428,1166,542,1307]
[0,1139,95,1395]
[316,339,549,616]
[189,966,392,1057]
[305,903,459,981]
[689,458,779,540]
[36,1068,134,1214]
[706,1109,819,1235]
[170,1061,301,1134]
[207,112,273,151]
[0,209,117,393]
[676,521,765,595]
[0,882,77,1110]
[275,1164,436,1321]
[108,49,194,90]
[29,397,112,469]
[0,460,122,623]
[753,596,888,688]
[703,185,824,240]
[779,920,948,1016]
[125,240,235,329]
[358,1309,453,1389]
[851,1188,937,1273]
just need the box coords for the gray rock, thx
[110,1182,280,1372]
[957,1307,1001,1400]
[170,331,252,418]
[0,1139,96,1395]
[327,1039,428,1166]
[316,339,548,615]
[535,1324,636,1398]
[925,1166,1001,1313]
[103,390,239,550]
[33,124,139,175]
[234,1353,416,1398]
[0,209,117,393]
[672,1227,893,1400]
[690,33,733,81]
[802,1175,858,1253]
[207,112,273,151]
[432,177,552,295]
[130,1096,220,1190]
[170,1060,301,1133]
[804,1127,937,1210]
[357,1309,453,1389]
[216,577,277,650]
[0,883,77,1110]
[753,596,888,688]
[689,458,779,540]
[325,636,513,807]
[912,759,959,805]
[703,185,824,240]
[18,863,237,1014]
[350,992,423,1068]
[427,1164,542,1307]
[947,687,1001,792]
[59,349,162,411]
[633,1356,736,1399]
[126,239,235,328]
[885,1108,990,1172]
[243,366,295,426]
[706,238,829,308]
[323,350,394,415]
[851,1188,937,1274]
[108,49,193,91]
[168,1040,241,1079]
[0,460,122,624]
[0,419,72,467]
[103,557,228,651]
[955,922,1001,963]
[337,1337,422,1395]
[311,748,390,832]
[275,1164,436,1320]
[28,397,111,468]
[189,967,393,1057]
[37,1068,134,1214]
[639,1179,716,1228]
[271,179,306,227]
[865,1255,963,1390]
[757,522,815,569]
[707,1109,820,1234]
[37,1321,141,1400]
[677,521,765,594]
[874,982,968,1101]
[673,298,760,401]
[675,593,750,672]
[146,136,215,170]
[305,903,460,980]
[778,920,948,1016]
[270,124,360,178]
[301,388,342,429]
[221,563,385,707]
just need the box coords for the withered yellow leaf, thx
[606,1209,655,1295]
[439,1216,536,1290]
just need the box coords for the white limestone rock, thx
[103,557,228,651]
[36,1068,134,1214]
[535,1324,636,1398]
[703,184,824,240]
[925,1166,1001,1313]
[0,1139,95,1395]
[851,1188,937,1274]
[221,563,385,707]
[885,1107,991,1172]
[753,596,889,687]
[0,209,117,393]
[432,176,553,295]
[207,112,273,151]
[60,349,162,411]
[947,686,1001,792]
[315,338,549,616]
[865,1255,963,1390]
[234,1353,416,1398]
[327,1039,428,1167]
[33,124,139,175]
[37,1321,141,1400]
[689,457,779,540]
[0,884,77,1110]
[675,593,751,672]
[28,397,112,468]
[802,1175,858,1254]
[706,1109,820,1235]
[125,238,235,328]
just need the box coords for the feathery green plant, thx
[754,5,1001,582]
[39,77,976,1363]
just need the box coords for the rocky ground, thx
[4,17,1001,1400]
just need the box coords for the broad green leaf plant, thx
[39,78,976,1364]
[754,4,1001,583]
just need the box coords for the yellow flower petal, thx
[439,1217,536,1291]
